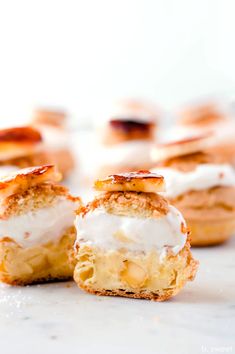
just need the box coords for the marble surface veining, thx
[0,237,235,354]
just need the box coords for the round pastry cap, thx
[94,170,165,193]
[151,133,215,162]
[0,165,61,199]
[0,126,43,161]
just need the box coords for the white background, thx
[0,0,234,126]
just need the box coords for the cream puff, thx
[0,126,53,174]
[174,101,235,165]
[95,99,159,178]
[179,102,227,129]
[151,136,235,246]
[0,165,81,285]
[74,171,198,301]
[31,108,75,178]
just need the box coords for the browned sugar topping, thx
[109,119,153,133]
[0,165,55,184]
[0,127,42,144]
[107,170,164,183]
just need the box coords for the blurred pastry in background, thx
[31,108,75,179]
[151,135,235,246]
[95,99,159,178]
[0,165,81,285]
[0,126,52,174]
[178,102,227,130]
[74,171,198,301]
[164,100,235,145]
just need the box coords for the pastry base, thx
[74,242,198,301]
[0,227,76,285]
[187,217,235,246]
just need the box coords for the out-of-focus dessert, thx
[0,126,53,175]
[95,99,159,178]
[74,171,198,301]
[151,135,235,246]
[0,165,81,285]
[178,102,227,129]
[163,101,235,165]
[31,108,75,178]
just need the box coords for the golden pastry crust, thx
[186,217,235,246]
[74,241,198,301]
[79,191,169,218]
[1,183,79,219]
[33,109,67,128]
[170,186,235,246]
[0,165,61,200]
[94,171,165,193]
[179,103,226,127]
[170,186,235,221]
[0,226,76,285]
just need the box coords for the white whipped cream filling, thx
[97,140,153,167]
[75,205,187,255]
[0,198,77,248]
[152,164,235,198]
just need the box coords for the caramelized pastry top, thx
[0,165,61,199]
[94,170,165,193]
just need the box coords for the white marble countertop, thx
[0,238,234,354]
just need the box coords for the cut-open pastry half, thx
[0,165,81,285]
[74,171,198,301]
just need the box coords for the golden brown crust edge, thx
[94,170,165,193]
[78,191,169,219]
[77,283,175,301]
[0,165,61,200]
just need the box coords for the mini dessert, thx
[0,126,53,174]
[165,101,235,157]
[95,99,159,177]
[0,165,81,285]
[174,101,235,165]
[31,108,75,178]
[151,136,235,246]
[179,102,227,129]
[74,171,198,301]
